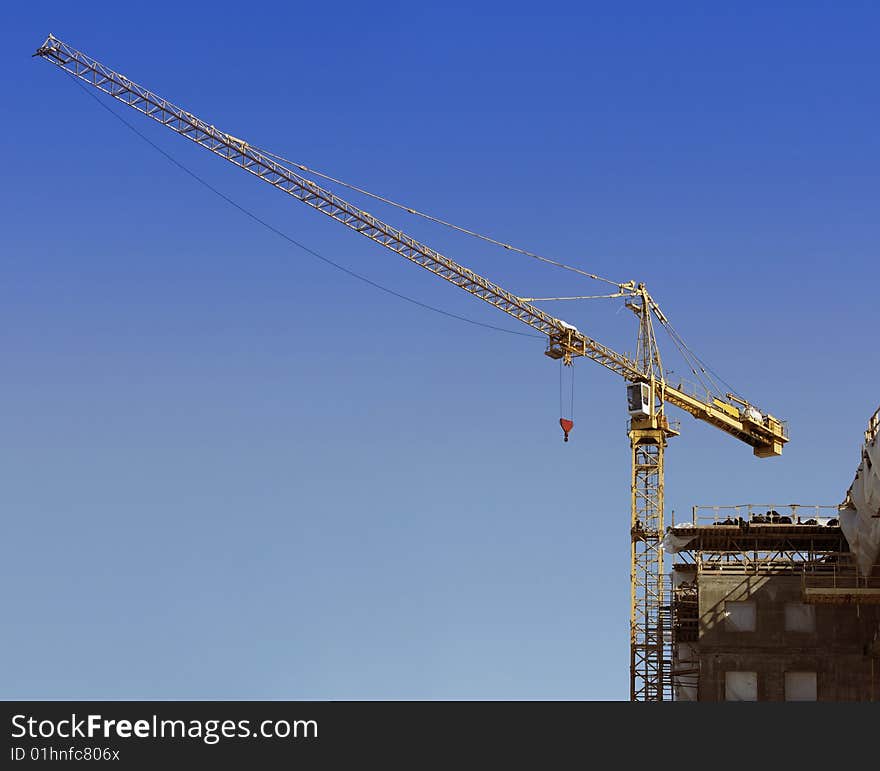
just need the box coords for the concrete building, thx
[668,506,880,701]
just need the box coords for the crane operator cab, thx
[627,382,652,417]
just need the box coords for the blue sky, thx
[2,1,877,699]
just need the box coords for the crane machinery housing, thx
[34,33,789,701]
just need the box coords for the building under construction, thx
[667,406,880,701]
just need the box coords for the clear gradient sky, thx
[2,1,878,699]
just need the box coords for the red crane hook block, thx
[559,418,574,442]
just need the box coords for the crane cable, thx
[558,359,575,442]
[559,360,575,419]
[633,291,742,403]
[255,146,634,292]
[656,313,742,402]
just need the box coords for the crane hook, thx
[559,418,574,442]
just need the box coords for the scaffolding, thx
[802,560,880,604]
[671,504,845,573]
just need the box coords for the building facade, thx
[669,506,880,701]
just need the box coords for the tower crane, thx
[34,34,789,701]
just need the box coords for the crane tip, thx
[34,33,59,55]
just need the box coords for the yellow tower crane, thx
[34,33,789,701]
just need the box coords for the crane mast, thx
[34,34,789,700]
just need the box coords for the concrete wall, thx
[695,573,880,701]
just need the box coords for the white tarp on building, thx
[661,526,696,554]
[839,415,880,577]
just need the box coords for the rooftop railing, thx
[684,504,840,527]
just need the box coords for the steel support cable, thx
[644,294,738,399]
[255,146,634,291]
[65,72,542,340]
[665,326,723,399]
[660,317,742,400]
[663,328,718,397]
